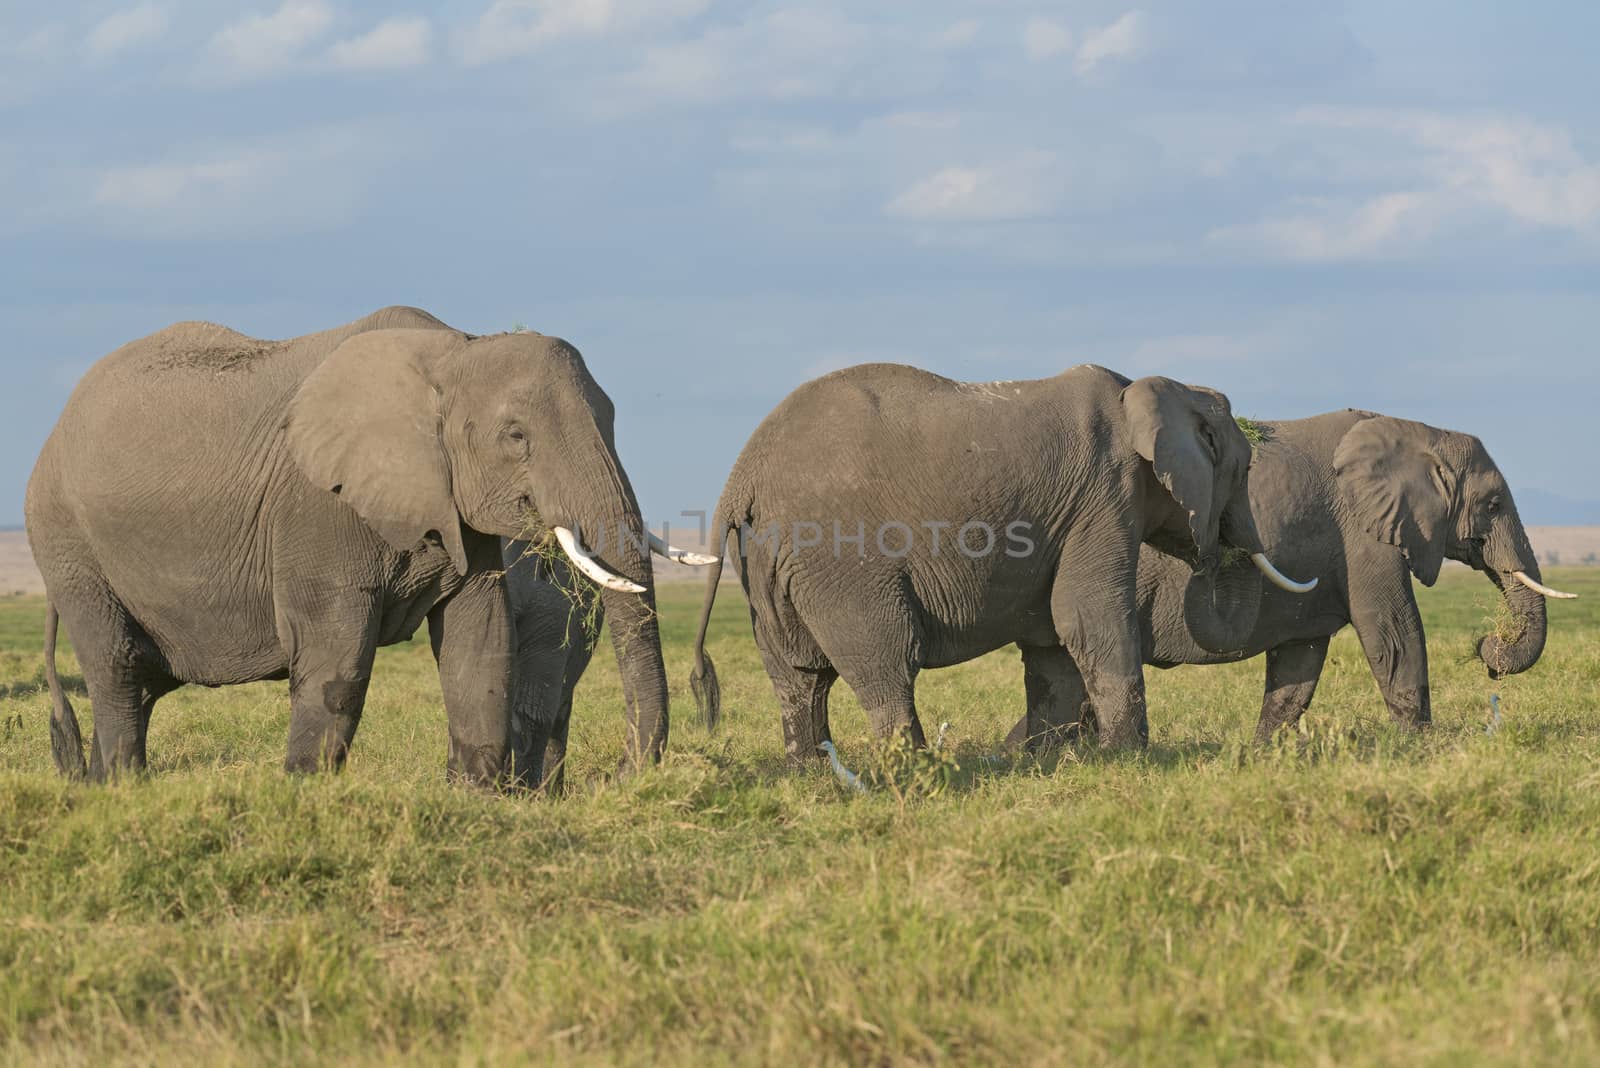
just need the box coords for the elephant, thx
[685,362,1317,761]
[1000,409,1576,749]
[501,534,713,795]
[27,305,682,784]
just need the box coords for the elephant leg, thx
[56,592,165,780]
[1007,644,1093,752]
[803,586,928,749]
[1051,535,1148,749]
[541,700,572,796]
[825,634,926,749]
[1349,572,1431,729]
[756,642,840,766]
[278,592,381,774]
[513,718,553,792]
[429,568,516,784]
[542,621,595,796]
[89,683,178,782]
[508,634,565,790]
[856,679,926,750]
[284,645,377,774]
[1255,637,1330,743]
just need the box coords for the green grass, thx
[1234,415,1269,444]
[3,569,1599,1064]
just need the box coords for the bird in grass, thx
[935,721,951,749]
[1486,693,1503,735]
[817,740,867,793]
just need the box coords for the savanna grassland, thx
[2,569,1599,1065]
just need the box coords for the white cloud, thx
[86,4,169,60]
[1076,11,1144,75]
[96,157,260,211]
[933,19,979,50]
[1210,192,1433,262]
[1220,110,1600,261]
[617,9,866,106]
[1022,18,1072,62]
[885,153,1066,223]
[206,1,333,81]
[1210,110,1600,262]
[1301,109,1600,231]
[88,124,410,238]
[456,0,709,65]
[328,16,432,70]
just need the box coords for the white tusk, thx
[1512,570,1578,600]
[1251,552,1318,594]
[647,531,719,566]
[552,527,646,593]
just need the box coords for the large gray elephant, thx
[687,363,1317,760]
[27,306,670,784]
[502,535,713,795]
[1003,409,1576,748]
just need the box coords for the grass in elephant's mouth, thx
[1,568,1598,1065]
[508,508,605,649]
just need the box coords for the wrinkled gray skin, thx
[27,306,667,784]
[688,363,1281,759]
[1004,410,1550,748]
[502,544,598,794]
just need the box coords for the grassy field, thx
[2,569,1598,1065]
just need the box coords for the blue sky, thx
[4,1,1598,529]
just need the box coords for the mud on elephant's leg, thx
[1005,644,1094,752]
[1255,637,1330,743]
[284,631,379,773]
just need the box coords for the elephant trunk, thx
[1180,495,1267,655]
[1477,570,1548,680]
[1477,570,1547,679]
[539,439,669,773]
[571,483,668,772]
[1182,556,1263,655]
[602,579,669,769]
[1476,512,1551,679]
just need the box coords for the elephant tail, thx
[688,511,735,731]
[44,602,87,780]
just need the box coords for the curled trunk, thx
[1477,569,1548,679]
[1183,554,1263,655]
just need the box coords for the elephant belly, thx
[919,599,1058,669]
[118,584,289,686]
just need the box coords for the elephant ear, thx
[285,329,469,575]
[1122,376,1219,559]
[1332,415,1456,586]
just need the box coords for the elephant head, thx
[1334,414,1574,680]
[285,327,673,769]
[1123,378,1315,654]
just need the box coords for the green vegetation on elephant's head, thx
[1234,415,1269,446]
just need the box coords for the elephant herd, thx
[25,306,1574,789]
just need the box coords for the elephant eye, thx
[1487,495,1501,514]
[502,426,530,458]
